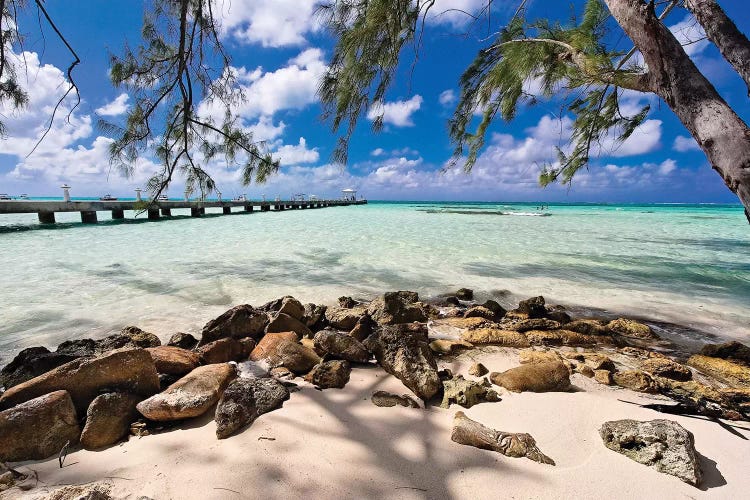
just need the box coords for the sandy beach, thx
[5,346,749,500]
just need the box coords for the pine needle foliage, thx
[1,1,33,137]
[104,0,279,200]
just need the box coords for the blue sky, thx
[0,0,748,203]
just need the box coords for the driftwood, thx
[450,411,555,465]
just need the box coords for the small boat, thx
[99,194,118,201]
[0,194,11,200]
[232,195,246,201]
[19,194,29,199]
[157,194,169,201]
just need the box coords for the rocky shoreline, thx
[1,289,749,497]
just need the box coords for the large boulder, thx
[313,330,370,363]
[368,291,428,325]
[80,392,141,450]
[687,354,750,386]
[363,325,441,400]
[0,347,78,390]
[136,363,236,421]
[250,333,321,374]
[215,377,290,439]
[0,348,160,414]
[167,332,199,350]
[490,361,571,392]
[607,318,657,339]
[200,304,269,346]
[326,304,368,330]
[699,341,750,365]
[304,360,351,389]
[266,313,313,338]
[196,338,252,365]
[0,390,81,462]
[599,419,702,486]
[146,346,201,376]
[517,296,548,319]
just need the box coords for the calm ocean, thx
[0,201,748,362]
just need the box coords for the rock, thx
[200,304,268,346]
[429,339,473,355]
[451,411,555,465]
[349,313,377,342]
[441,295,461,306]
[0,390,80,462]
[546,307,572,324]
[565,319,610,336]
[577,364,595,377]
[505,318,561,332]
[338,296,358,308]
[370,391,420,408]
[687,355,750,386]
[641,358,692,382]
[146,346,201,376]
[481,300,507,319]
[0,347,78,390]
[468,363,488,377]
[304,360,351,389]
[463,306,496,320]
[433,317,490,331]
[303,303,328,330]
[250,333,321,373]
[490,361,571,393]
[455,288,474,300]
[699,341,750,365]
[461,328,530,347]
[599,419,702,486]
[367,291,428,325]
[525,329,603,346]
[441,375,500,409]
[517,296,547,319]
[656,378,750,420]
[519,350,562,365]
[276,297,305,321]
[40,481,114,500]
[363,325,441,400]
[563,352,616,371]
[266,312,313,338]
[594,369,614,385]
[0,348,160,414]
[270,367,294,380]
[56,338,100,357]
[607,318,657,339]
[80,392,140,449]
[250,332,298,359]
[167,332,199,350]
[197,338,251,364]
[613,370,658,393]
[98,326,161,352]
[136,363,236,421]
[215,378,290,439]
[313,329,370,362]
[326,305,368,331]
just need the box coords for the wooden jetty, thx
[0,198,367,224]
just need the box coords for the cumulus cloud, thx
[426,0,493,27]
[673,135,701,152]
[668,15,709,57]
[367,95,423,127]
[215,0,320,48]
[274,137,319,164]
[95,93,129,117]
[439,89,456,107]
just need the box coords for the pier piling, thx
[38,211,55,224]
[80,211,97,224]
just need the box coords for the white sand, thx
[8,348,750,500]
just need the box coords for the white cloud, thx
[439,89,456,107]
[274,137,319,164]
[426,0,491,27]
[95,93,129,117]
[215,0,320,48]
[371,148,385,157]
[668,15,709,57]
[245,116,286,142]
[594,119,662,158]
[367,95,423,127]
[673,135,701,152]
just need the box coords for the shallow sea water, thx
[0,201,748,362]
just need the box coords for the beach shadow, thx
[696,451,727,490]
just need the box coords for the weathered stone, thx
[266,312,313,338]
[250,332,298,360]
[0,348,160,414]
[687,355,750,386]
[80,392,140,449]
[546,307,572,324]
[303,303,328,331]
[349,313,377,342]
[433,317,490,331]
[200,304,268,345]
[250,333,321,374]
[0,347,78,390]
[0,390,80,462]
[490,361,571,393]
[99,326,161,351]
[655,378,750,420]
[368,291,428,325]
[167,332,199,350]
[455,288,474,300]
[313,330,370,363]
[525,329,602,346]
[39,481,114,500]
[136,363,236,421]
[517,296,547,319]
[577,364,595,378]
[270,366,294,380]
[594,369,614,385]
[563,352,616,371]
[699,341,750,365]
[56,338,100,357]
[277,297,305,321]
[370,391,420,408]
[463,306,496,320]
[304,360,351,389]
[461,328,530,347]
[452,411,555,465]
[441,375,500,409]
[519,350,562,365]
[146,346,201,376]
[613,370,658,393]
[429,339,473,355]
[215,377,290,439]
[504,318,561,332]
[599,419,702,486]
[197,338,250,365]
[607,318,657,339]
[481,300,507,319]
[338,296,358,308]
[326,304,368,331]
[468,363,488,377]
[565,319,610,336]
[641,358,692,382]
[363,325,441,400]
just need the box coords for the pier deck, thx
[0,199,366,224]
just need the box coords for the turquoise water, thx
[0,201,748,362]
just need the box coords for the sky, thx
[0,0,748,203]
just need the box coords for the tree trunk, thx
[684,0,750,96]
[604,0,750,222]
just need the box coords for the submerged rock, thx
[0,347,78,390]
[490,361,571,393]
[304,360,351,389]
[200,304,268,345]
[607,318,657,339]
[370,391,420,408]
[441,375,500,409]
[0,390,81,462]
[599,419,702,486]
[313,330,370,363]
[81,392,140,450]
[215,377,290,439]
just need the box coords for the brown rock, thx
[455,288,474,300]
[576,364,595,377]
[518,350,561,365]
[349,313,377,342]
[481,300,507,320]
[594,369,614,385]
[370,391,420,408]
[0,347,78,390]
[461,328,530,347]
[101,326,162,351]
[429,339,473,355]
[313,329,370,362]
[699,341,750,365]
[563,352,616,371]
[250,334,321,374]
[146,346,201,376]
[266,312,313,338]
[490,361,571,392]
[517,296,548,319]
[525,329,602,346]
[326,304,368,330]
[250,332,298,361]
[277,297,306,321]
[468,363,489,377]
[270,366,294,380]
[433,317,490,331]
[641,358,692,382]
[0,390,80,462]
[565,319,610,336]
[303,303,328,330]
[441,375,500,409]
[505,318,561,332]
[367,291,428,325]
[0,348,160,414]
[80,392,140,449]
[607,318,657,339]
[613,370,658,393]
[200,304,269,345]
[304,360,351,389]
[167,332,199,350]
[463,306,496,320]
[136,363,236,421]
[197,338,250,364]
[687,355,750,386]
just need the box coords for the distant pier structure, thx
[0,187,366,225]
